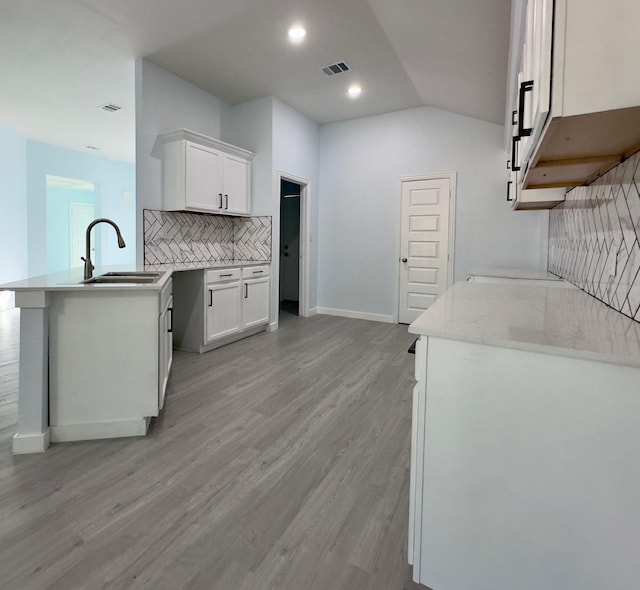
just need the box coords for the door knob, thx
[402,258,408,263]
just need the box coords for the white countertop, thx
[145,260,269,272]
[467,268,564,281]
[0,260,270,292]
[409,282,640,368]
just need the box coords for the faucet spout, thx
[82,218,127,280]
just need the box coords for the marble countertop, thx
[145,260,269,272]
[409,282,640,368]
[0,260,270,292]
[467,268,564,281]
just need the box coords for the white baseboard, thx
[267,321,279,332]
[12,429,51,454]
[307,307,318,317]
[316,307,394,324]
[51,418,149,443]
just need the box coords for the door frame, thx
[393,173,457,324]
[276,171,311,320]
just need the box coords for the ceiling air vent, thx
[321,61,350,77]
[100,103,123,113]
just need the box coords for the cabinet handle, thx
[208,290,213,307]
[244,283,248,299]
[168,307,173,333]
[219,193,223,208]
[517,80,534,138]
[224,194,229,210]
[506,181,514,202]
[220,273,233,278]
[511,109,517,126]
[511,135,521,172]
[507,159,511,170]
[252,270,263,274]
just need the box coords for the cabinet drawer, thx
[241,265,269,279]
[206,268,241,283]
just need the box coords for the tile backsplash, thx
[548,151,640,323]
[144,210,271,265]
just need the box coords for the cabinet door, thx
[159,296,173,410]
[206,281,241,342]
[521,0,553,165]
[185,142,223,212]
[242,277,269,329]
[222,154,250,215]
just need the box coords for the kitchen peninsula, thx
[408,281,640,590]
[1,259,270,454]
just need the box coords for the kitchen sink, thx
[82,271,162,284]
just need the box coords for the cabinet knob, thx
[402,258,408,263]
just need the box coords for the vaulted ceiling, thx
[0,0,511,162]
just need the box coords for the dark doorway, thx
[280,179,301,316]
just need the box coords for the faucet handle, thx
[81,257,95,270]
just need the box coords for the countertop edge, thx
[0,261,271,292]
[408,326,640,369]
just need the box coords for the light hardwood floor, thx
[0,307,423,590]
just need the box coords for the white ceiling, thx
[0,0,510,163]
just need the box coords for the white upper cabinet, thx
[222,154,251,215]
[507,0,640,191]
[160,129,254,216]
[184,142,224,211]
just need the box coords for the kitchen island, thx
[0,260,269,453]
[408,281,640,590]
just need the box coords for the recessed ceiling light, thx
[347,85,362,98]
[288,25,306,43]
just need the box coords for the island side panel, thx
[13,291,51,453]
[48,290,160,441]
[417,337,640,590]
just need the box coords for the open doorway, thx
[279,179,301,316]
[46,175,98,274]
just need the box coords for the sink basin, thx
[82,271,162,285]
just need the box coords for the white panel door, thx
[399,177,451,324]
[205,282,241,342]
[185,142,223,212]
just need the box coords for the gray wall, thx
[135,59,231,263]
[0,125,27,308]
[134,61,550,324]
[317,106,549,319]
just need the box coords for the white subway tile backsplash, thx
[549,151,640,323]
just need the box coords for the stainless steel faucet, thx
[82,218,126,280]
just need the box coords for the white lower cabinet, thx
[241,265,269,329]
[242,277,269,329]
[158,282,173,410]
[206,281,241,341]
[173,265,270,353]
[409,334,640,590]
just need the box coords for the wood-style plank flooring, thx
[0,307,422,590]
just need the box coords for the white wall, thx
[0,125,27,309]
[318,106,548,319]
[221,97,273,216]
[272,99,320,312]
[135,59,231,262]
[223,97,320,323]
